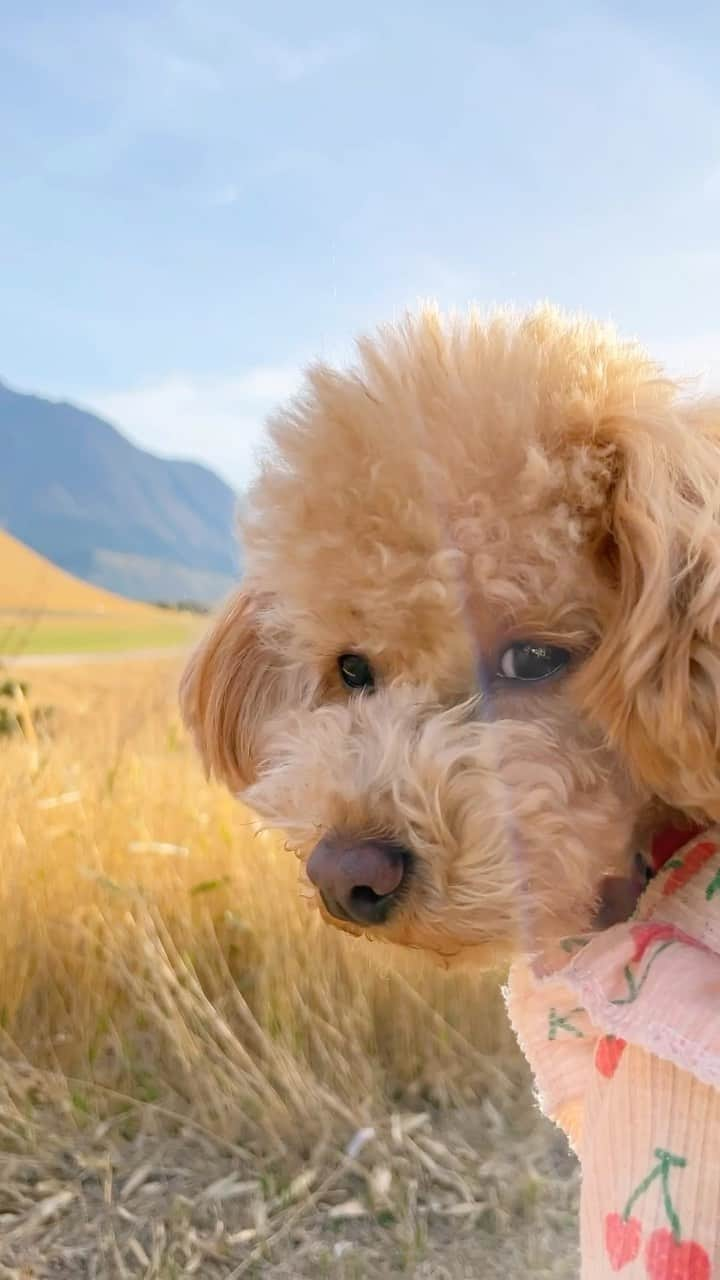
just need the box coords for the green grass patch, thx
[1,615,198,656]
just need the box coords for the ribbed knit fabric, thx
[506,829,720,1278]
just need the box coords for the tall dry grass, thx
[0,659,578,1278]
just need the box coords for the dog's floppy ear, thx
[179,591,282,790]
[576,395,720,818]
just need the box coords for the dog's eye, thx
[497,643,570,683]
[338,653,375,691]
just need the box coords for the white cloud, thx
[5,10,359,109]
[208,183,240,207]
[80,329,720,497]
[703,166,720,199]
[249,34,358,83]
[655,333,720,392]
[79,366,303,491]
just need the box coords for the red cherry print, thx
[662,842,717,897]
[595,1035,627,1079]
[629,923,707,966]
[604,1212,642,1270]
[645,1227,711,1280]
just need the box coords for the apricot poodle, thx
[180,305,720,966]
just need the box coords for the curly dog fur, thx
[180,305,720,966]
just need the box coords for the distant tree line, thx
[153,600,212,615]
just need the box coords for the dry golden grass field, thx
[0,531,197,656]
[0,654,579,1279]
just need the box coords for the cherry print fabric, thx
[506,830,720,1278]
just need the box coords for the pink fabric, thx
[506,829,720,1278]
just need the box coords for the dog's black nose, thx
[306,836,410,926]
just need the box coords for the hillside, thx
[0,380,240,605]
[0,528,163,616]
[0,529,200,655]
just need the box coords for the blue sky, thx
[2,1,720,490]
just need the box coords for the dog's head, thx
[181,307,720,964]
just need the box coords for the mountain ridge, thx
[0,379,240,604]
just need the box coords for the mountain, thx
[0,381,240,605]
[0,527,168,616]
